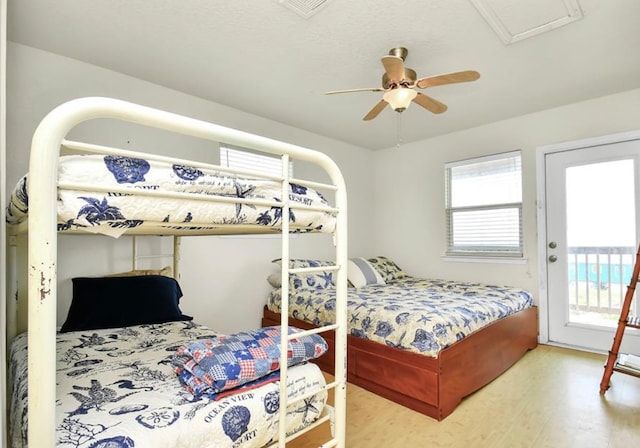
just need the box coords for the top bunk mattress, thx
[6,154,337,237]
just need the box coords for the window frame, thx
[445,150,523,259]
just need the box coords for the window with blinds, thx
[219,145,293,177]
[445,151,523,257]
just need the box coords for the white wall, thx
[6,42,374,333]
[372,88,640,302]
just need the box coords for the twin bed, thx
[9,321,330,448]
[5,97,349,448]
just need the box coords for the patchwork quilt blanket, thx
[172,326,328,400]
[9,321,327,448]
[267,276,534,358]
[6,155,336,237]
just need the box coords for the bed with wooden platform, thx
[262,256,538,421]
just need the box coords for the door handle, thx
[548,255,558,263]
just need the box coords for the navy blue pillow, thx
[61,275,192,333]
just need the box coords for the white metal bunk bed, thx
[5,97,348,448]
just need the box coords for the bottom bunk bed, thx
[9,319,331,448]
[262,257,539,421]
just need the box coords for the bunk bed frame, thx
[5,97,348,448]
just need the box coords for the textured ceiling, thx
[7,0,640,150]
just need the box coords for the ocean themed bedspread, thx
[267,277,534,358]
[6,155,335,237]
[9,321,327,448]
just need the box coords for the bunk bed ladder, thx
[273,153,348,447]
[600,244,640,393]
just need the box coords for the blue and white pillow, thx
[366,256,408,283]
[272,258,337,291]
[347,257,386,288]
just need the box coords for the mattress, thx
[267,276,534,357]
[6,154,336,237]
[9,321,328,448]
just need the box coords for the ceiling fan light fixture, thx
[326,46,479,120]
[383,88,417,112]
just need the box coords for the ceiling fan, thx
[325,47,480,121]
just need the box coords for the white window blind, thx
[219,145,293,177]
[445,151,523,257]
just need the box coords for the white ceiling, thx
[7,0,640,150]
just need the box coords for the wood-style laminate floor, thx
[288,344,640,448]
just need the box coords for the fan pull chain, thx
[396,112,403,148]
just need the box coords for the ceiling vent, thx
[469,0,584,45]
[277,0,334,18]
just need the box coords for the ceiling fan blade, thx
[363,100,388,121]
[413,92,448,114]
[416,70,480,89]
[381,55,405,82]
[325,87,386,95]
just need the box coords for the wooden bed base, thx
[263,305,538,421]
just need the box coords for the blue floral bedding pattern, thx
[9,321,327,448]
[267,276,534,358]
[6,155,336,237]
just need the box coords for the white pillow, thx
[347,257,386,288]
[267,272,282,288]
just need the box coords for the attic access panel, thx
[277,0,334,18]
[470,0,584,44]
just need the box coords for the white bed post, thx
[6,235,17,342]
[26,101,88,448]
[277,154,291,447]
[132,235,138,269]
[173,236,181,280]
[329,158,348,448]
